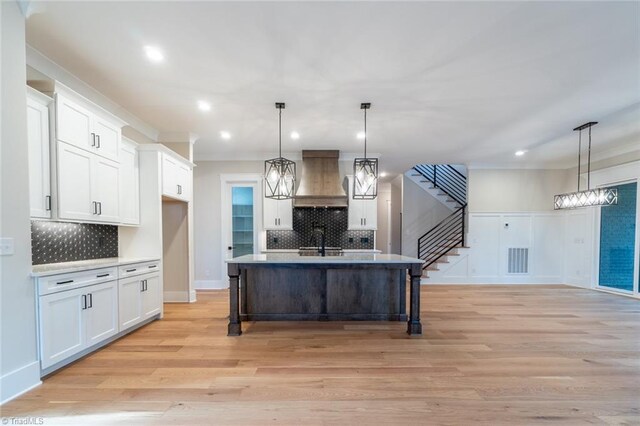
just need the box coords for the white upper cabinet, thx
[27,87,53,219]
[57,141,120,224]
[162,152,192,202]
[119,139,140,225]
[263,196,293,230]
[347,175,377,230]
[55,90,123,162]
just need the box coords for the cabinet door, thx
[141,274,162,319]
[278,199,293,229]
[56,94,93,151]
[263,196,279,230]
[57,142,94,221]
[362,199,378,230]
[175,164,191,200]
[84,281,118,347]
[27,97,51,218]
[162,155,178,198]
[118,276,143,330]
[119,141,140,225]
[92,156,120,223]
[39,287,85,369]
[92,115,120,161]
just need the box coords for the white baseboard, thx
[194,279,228,290]
[163,291,191,303]
[0,361,41,405]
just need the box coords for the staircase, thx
[410,164,468,278]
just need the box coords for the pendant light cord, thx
[577,129,581,192]
[364,107,367,158]
[279,107,282,158]
[587,125,591,190]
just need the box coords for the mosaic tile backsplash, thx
[266,207,374,250]
[31,221,118,265]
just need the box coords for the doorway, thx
[221,174,262,280]
[598,181,638,293]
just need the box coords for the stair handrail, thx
[413,164,466,206]
[417,203,467,270]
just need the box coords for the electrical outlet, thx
[0,238,15,256]
[273,237,279,244]
[348,237,354,243]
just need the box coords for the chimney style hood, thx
[294,150,348,208]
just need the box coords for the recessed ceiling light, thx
[220,131,231,140]
[290,131,300,140]
[380,172,388,178]
[144,45,164,63]
[197,101,211,112]
[357,131,366,140]
[515,150,527,156]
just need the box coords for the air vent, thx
[507,248,529,274]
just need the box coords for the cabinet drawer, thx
[119,261,161,279]
[37,267,118,296]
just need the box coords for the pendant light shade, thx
[553,121,617,210]
[353,103,378,199]
[265,102,296,199]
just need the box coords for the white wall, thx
[402,175,452,258]
[193,161,264,287]
[0,0,42,403]
[468,168,574,212]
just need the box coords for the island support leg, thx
[407,265,423,335]
[227,263,242,336]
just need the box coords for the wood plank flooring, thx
[2,285,639,425]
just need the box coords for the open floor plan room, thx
[1,1,639,424]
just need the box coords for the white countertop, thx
[32,257,161,277]
[227,253,423,264]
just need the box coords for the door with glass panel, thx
[230,186,255,258]
[598,182,638,293]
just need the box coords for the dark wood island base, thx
[226,254,424,336]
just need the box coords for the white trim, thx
[0,361,41,405]
[163,291,191,303]
[194,280,228,290]
[220,174,264,281]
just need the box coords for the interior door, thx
[231,186,255,257]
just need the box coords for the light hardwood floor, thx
[2,285,639,425]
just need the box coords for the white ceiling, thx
[26,1,640,174]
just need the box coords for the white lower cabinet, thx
[118,272,161,331]
[39,280,118,370]
[37,261,162,373]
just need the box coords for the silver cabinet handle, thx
[98,202,102,215]
[92,201,97,214]
[88,293,93,309]
[57,279,74,285]
[96,134,100,149]
[91,133,96,147]
[45,195,51,211]
[81,294,87,310]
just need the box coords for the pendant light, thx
[353,102,378,199]
[265,102,296,199]
[553,121,617,210]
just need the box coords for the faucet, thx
[310,222,327,257]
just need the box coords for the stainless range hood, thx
[294,150,348,208]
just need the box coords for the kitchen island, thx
[226,253,424,336]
